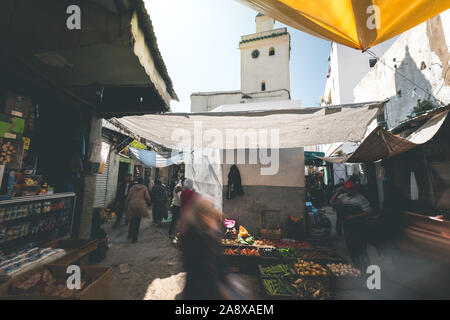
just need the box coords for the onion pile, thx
[326,263,360,277]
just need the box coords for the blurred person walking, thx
[151,179,169,226]
[179,195,246,300]
[124,178,151,243]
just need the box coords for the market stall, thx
[0,89,109,299]
[220,221,366,300]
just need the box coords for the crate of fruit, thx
[291,259,331,280]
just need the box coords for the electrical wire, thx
[366,49,445,106]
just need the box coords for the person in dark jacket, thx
[226,165,244,199]
[113,174,132,228]
[151,179,169,226]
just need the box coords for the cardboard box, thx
[4,92,32,119]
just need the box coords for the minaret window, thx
[269,47,275,56]
[261,81,266,91]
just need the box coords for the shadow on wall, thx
[388,45,434,128]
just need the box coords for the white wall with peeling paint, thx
[354,12,450,129]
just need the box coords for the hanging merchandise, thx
[226,165,244,200]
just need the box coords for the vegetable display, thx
[236,234,255,245]
[259,247,280,257]
[326,263,361,277]
[279,248,301,258]
[260,264,291,277]
[292,278,332,300]
[293,260,328,277]
[240,248,259,256]
[221,238,236,245]
[223,248,239,255]
[262,278,296,296]
[255,239,311,248]
[223,248,259,256]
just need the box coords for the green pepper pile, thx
[262,279,296,296]
[236,234,255,245]
[261,264,291,277]
[278,248,301,258]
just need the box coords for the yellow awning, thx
[236,0,450,50]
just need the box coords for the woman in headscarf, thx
[180,178,196,217]
[150,179,169,226]
[124,178,151,243]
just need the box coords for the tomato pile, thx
[223,248,239,255]
[240,248,260,256]
[223,248,260,256]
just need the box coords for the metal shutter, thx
[94,156,110,208]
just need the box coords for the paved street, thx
[95,217,185,300]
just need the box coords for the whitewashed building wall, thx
[354,12,450,129]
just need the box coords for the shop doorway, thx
[117,161,130,185]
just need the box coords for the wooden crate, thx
[1,264,112,300]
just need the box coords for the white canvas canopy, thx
[114,101,385,209]
[114,101,385,150]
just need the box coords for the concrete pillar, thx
[79,115,103,239]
